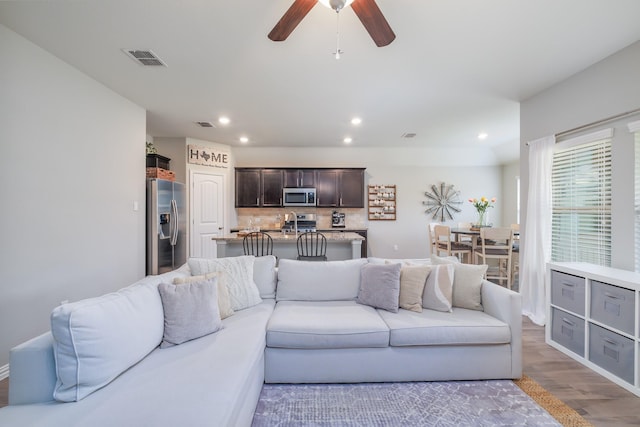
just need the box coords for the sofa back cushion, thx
[276,258,367,301]
[188,256,262,310]
[50,281,164,402]
[253,255,277,298]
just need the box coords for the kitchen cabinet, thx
[236,167,364,208]
[235,168,283,207]
[315,170,339,207]
[261,169,284,206]
[315,169,365,208]
[546,262,640,397]
[284,169,315,188]
[339,169,365,207]
[235,169,261,207]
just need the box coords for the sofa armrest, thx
[481,280,522,378]
[9,332,57,405]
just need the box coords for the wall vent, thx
[122,49,167,66]
[196,121,215,128]
[401,132,417,139]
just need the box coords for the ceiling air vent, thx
[401,132,417,139]
[196,121,215,128]
[122,49,167,66]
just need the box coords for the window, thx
[551,131,612,266]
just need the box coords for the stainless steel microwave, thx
[283,188,316,206]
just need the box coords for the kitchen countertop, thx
[229,228,367,233]
[213,231,365,242]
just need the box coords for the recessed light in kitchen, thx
[351,117,362,125]
[239,136,249,144]
[478,132,488,140]
[218,116,230,125]
[343,137,353,144]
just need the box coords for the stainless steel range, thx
[283,213,317,233]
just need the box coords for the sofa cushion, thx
[422,264,455,312]
[253,255,277,298]
[267,301,390,349]
[368,257,432,265]
[173,272,234,319]
[357,263,402,313]
[50,281,165,402]
[399,264,431,313]
[188,256,262,311]
[431,255,487,311]
[276,258,367,301]
[377,307,511,347]
[158,278,223,348]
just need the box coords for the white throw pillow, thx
[422,263,455,312]
[430,255,487,311]
[50,282,164,402]
[188,256,262,311]
[173,272,234,319]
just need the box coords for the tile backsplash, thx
[236,208,367,230]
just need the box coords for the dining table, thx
[449,227,520,264]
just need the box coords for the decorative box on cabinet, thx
[546,262,640,396]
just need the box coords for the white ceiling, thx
[2,1,640,165]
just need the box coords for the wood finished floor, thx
[0,318,638,426]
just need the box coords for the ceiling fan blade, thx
[268,0,318,42]
[351,0,396,47]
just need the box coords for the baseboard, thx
[0,364,8,381]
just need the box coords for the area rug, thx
[252,376,592,427]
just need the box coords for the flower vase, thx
[476,211,486,228]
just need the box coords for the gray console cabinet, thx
[546,262,640,397]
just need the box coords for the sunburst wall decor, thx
[423,182,462,221]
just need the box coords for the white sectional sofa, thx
[0,255,522,427]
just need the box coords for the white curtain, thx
[520,135,555,325]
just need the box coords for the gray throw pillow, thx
[357,263,402,313]
[158,278,223,348]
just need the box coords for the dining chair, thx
[510,224,520,287]
[297,231,328,261]
[427,222,440,255]
[474,227,514,289]
[456,221,476,245]
[434,224,472,263]
[242,231,274,256]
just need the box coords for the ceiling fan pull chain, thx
[334,11,343,59]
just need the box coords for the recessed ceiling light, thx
[343,137,353,144]
[218,116,230,125]
[478,132,488,140]
[239,136,249,144]
[351,117,362,125]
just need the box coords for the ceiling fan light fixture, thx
[318,0,354,12]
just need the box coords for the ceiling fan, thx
[268,0,395,47]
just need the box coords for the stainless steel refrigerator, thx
[146,179,186,275]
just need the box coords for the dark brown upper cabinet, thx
[236,167,364,208]
[283,169,315,188]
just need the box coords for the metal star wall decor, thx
[423,182,462,221]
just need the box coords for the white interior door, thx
[190,172,225,258]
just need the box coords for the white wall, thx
[521,41,640,271]
[501,160,520,227]
[233,147,503,259]
[0,25,147,366]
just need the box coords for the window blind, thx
[551,138,612,266]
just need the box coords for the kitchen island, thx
[213,231,364,260]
